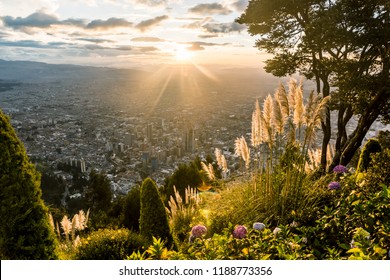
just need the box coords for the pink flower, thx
[191,225,207,238]
[232,225,247,239]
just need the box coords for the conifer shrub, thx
[139,178,174,248]
[74,228,147,260]
[0,110,58,259]
[357,138,382,173]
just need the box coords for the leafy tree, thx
[163,162,202,204]
[139,178,173,248]
[85,170,112,212]
[0,110,58,259]
[238,0,390,170]
[121,186,141,231]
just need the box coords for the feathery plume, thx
[221,154,228,173]
[73,235,81,248]
[215,148,223,169]
[85,208,90,228]
[251,99,262,147]
[60,215,72,240]
[263,94,274,144]
[275,82,289,120]
[55,222,61,239]
[293,82,305,128]
[288,79,297,113]
[48,213,55,231]
[273,95,285,135]
[72,214,80,231]
[201,162,216,181]
[240,136,251,169]
[78,210,86,230]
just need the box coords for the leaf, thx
[347,248,362,254]
[339,243,350,250]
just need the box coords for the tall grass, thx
[205,79,330,230]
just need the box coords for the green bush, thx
[139,178,174,248]
[0,110,58,259]
[357,138,382,173]
[75,228,147,260]
[363,148,390,189]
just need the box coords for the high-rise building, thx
[80,158,86,173]
[185,126,195,153]
[146,123,153,143]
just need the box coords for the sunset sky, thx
[0,0,268,69]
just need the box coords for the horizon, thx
[0,0,269,69]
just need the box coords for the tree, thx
[0,110,58,259]
[163,162,202,204]
[238,0,390,170]
[85,170,112,212]
[139,178,173,248]
[121,186,141,231]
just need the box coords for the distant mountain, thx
[0,59,147,82]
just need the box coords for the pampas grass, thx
[201,162,216,181]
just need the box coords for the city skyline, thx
[0,0,269,69]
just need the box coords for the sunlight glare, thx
[175,46,193,62]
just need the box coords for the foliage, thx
[139,178,174,248]
[74,228,147,260]
[120,186,141,231]
[356,138,382,173]
[363,148,390,188]
[0,110,58,259]
[166,186,200,246]
[163,161,203,204]
[85,170,112,212]
[238,0,390,170]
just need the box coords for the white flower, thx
[273,227,281,235]
[302,237,307,244]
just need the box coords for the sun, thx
[175,46,193,62]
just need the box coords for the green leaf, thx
[347,248,362,254]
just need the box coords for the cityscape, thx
[0,59,285,202]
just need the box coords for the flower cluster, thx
[253,222,265,231]
[328,181,341,190]
[232,225,247,239]
[333,165,348,174]
[191,225,207,238]
[273,227,282,235]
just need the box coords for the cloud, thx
[135,15,168,32]
[86,17,133,30]
[0,11,85,32]
[77,38,115,43]
[1,11,59,29]
[230,0,248,12]
[133,0,167,6]
[188,3,232,15]
[0,39,66,49]
[131,36,165,42]
[202,22,245,34]
[182,17,212,29]
[186,41,230,51]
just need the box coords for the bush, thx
[139,178,174,248]
[74,228,147,260]
[357,138,382,173]
[0,110,58,259]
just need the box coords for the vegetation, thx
[0,110,58,259]
[74,228,147,260]
[237,0,390,171]
[139,178,174,248]
[1,0,389,261]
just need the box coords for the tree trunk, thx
[320,77,331,172]
[330,88,389,170]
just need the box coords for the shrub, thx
[357,138,382,173]
[0,110,58,259]
[74,228,147,260]
[139,178,174,248]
